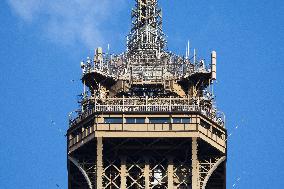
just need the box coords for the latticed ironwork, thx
[173,158,191,188]
[199,156,222,188]
[103,158,121,189]
[126,157,145,188]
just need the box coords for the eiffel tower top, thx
[72,0,225,128]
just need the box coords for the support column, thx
[167,156,174,189]
[192,137,200,189]
[144,157,150,189]
[120,156,127,189]
[96,137,103,189]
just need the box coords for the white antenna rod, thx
[187,40,190,59]
[186,45,188,59]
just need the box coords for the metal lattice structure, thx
[67,0,227,188]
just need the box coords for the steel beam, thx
[120,156,127,189]
[167,156,174,189]
[144,157,150,189]
[96,137,103,189]
[192,137,200,189]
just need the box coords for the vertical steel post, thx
[121,156,127,189]
[167,156,174,189]
[144,157,150,189]
[192,137,200,189]
[96,137,103,189]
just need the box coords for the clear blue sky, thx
[0,0,283,188]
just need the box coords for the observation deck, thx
[68,113,226,154]
[68,96,226,155]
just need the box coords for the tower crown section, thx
[71,0,225,128]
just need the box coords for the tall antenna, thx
[186,45,188,59]
[127,0,165,53]
[187,40,190,59]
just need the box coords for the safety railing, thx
[69,101,225,128]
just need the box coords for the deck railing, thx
[69,97,225,127]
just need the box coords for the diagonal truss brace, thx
[68,156,93,189]
[200,156,226,189]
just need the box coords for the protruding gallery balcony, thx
[68,113,226,154]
